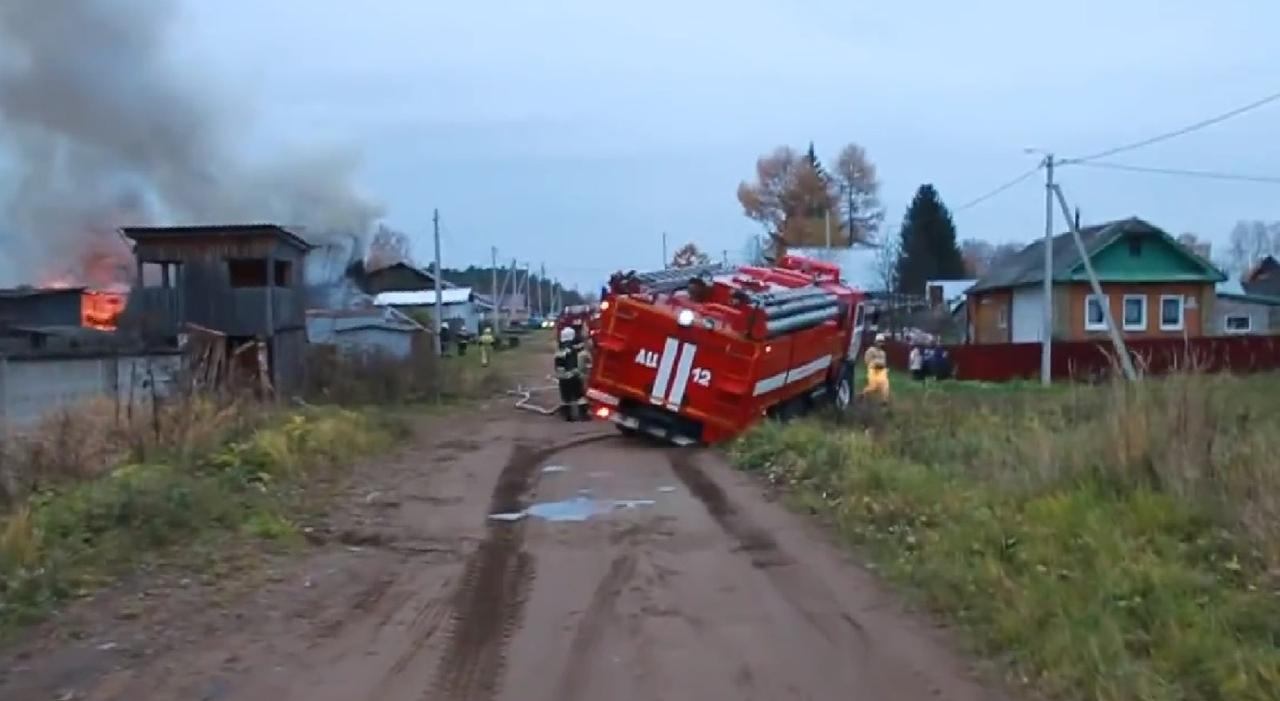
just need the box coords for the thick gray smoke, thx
[0,0,383,289]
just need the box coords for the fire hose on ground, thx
[507,374,562,415]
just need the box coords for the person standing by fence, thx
[909,344,924,381]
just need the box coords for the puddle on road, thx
[489,496,658,523]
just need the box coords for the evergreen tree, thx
[894,184,966,294]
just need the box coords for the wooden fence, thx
[884,335,1280,382]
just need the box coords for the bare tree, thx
[365,224,413,270]
[874,236,901,293]
[832,144,884,245]
[1226,220,1280,277]
[960,239,993,277]
[960,238,1023,278]
[741,234,769,265]
[670,242,712,268]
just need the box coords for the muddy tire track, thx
[430,434,616,701]
[670,450,869,647]
[669,449,793,570]
[552,552,638,700]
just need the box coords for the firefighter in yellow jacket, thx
[860,333,891,404]
[478,326,495,367]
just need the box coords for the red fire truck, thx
[585,256,869,445]
[554,304,596,341]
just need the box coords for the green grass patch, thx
[0,406,396,634]
[732,373,1280,700]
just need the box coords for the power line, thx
[1064,90,1280,164]
[955,165,1043,212]
[1070,160,1280,185]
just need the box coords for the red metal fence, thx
[885,336,1280,382]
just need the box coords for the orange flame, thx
[81,291,125,331]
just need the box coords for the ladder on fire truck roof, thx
[622,263,736,295]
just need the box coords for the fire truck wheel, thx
[832,363,855,413]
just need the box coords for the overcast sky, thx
[175,0,1279,290]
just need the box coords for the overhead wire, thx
[1069,161,1280,185]
[954,164,1043,212]
[1063,89,1280,164]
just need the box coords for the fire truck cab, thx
[586,257,867,445]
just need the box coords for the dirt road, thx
[1,386,1012,700]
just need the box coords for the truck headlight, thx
[677,309,695,327]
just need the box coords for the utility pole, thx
[845,184,854,244]
[509,258,519,324]
[496,258,514,334]
[723,250,729,265]
[1052,185,1137,381]
[1041,154,1054,386]
[539,263,547,317]
[432,208,444,357]
[825,208,832,249]
[490,246,500,332]
[662,232,668,268]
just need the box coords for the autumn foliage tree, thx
[736,142,883,256]
[670,242,711,268]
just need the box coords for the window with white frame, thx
[1159,295,1185,331]
[1224,314,1252,334]
[1122,295,1147,331]
[1084,294,1109,331]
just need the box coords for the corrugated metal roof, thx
[967,217,1224,293]
[374,287,474,306]
[967,222,1119,293]
[306,308,423,344]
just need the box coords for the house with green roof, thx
[965,217,1226,344]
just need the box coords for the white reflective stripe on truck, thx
[649,336,681,404]
[665,342,698,410]
[752,354,833,396]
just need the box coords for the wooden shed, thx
[120,224,313,395]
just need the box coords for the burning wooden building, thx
[0,287,127,331]
[118,224,313,395]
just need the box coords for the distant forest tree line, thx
[443,266,587,309]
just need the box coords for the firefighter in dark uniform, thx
[554,326,588,421]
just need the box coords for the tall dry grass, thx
[734,372,1280,699]
[0,393,265,508]
[302,343,512,405]
[869,372,1280,562]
